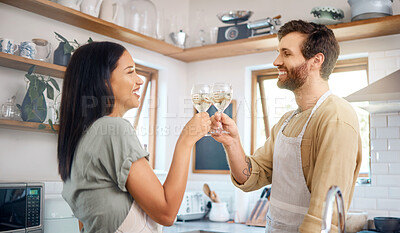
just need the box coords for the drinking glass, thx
[191,84,212,136]
[211,82,232,134]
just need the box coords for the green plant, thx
[23,65,60,131]
[54,32,93,55]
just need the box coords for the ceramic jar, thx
[20,41,37,59]
[209,202,230,222]
[0,38,18,55]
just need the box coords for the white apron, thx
[265,90,331,233]
[115,201,163,233]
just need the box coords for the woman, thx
[57,41,210,233]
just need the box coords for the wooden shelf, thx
[0,0,183,56]
[1,0,400,62]
[171,14,400,62]
[0,52,65,78]
[0,119,59,133]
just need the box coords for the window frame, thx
[250,57,370,177]
[134,64,158,169]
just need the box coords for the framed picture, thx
[193,100,237,174]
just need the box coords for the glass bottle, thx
[1,96,21,120]
[126,0,157,38]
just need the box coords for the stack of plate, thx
[310,6,344,25]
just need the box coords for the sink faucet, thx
[321,185,346,233]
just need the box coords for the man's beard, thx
[277,61,309,91]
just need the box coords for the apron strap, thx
[298,90,332,138]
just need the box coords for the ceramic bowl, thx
[217,10,253,24]
[346,211,368,232]
[374,217,400,233]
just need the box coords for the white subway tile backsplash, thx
[388,139,400,150]
[358,50,400,219]
[388,115,400,126]
[376,127,400,139]
[370,128,376,139]
[369,70,386,84]
[377,199,400,211]
[377,175,400,187]
[371,139,388,151]
[371,163,389,175]
[375,151,400,163]
[366,210,389,219]
[353,198,377,209]
[389,211,400,217]
[389,163,400,174]
[364,187,388,198]
[374,59,390,72]
[389,187,400,199]
[354,186,365,198]
[371,175,378,186]
[384,49,400,57]
[384,58,398,70]
[370,51,385,59]
[371,115,387,127]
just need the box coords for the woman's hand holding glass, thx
[191,84,212,136]
[181,112,211,146]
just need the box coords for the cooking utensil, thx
[210,190,220,203]
[203,183,220,202]
[254,187,271,220]
[217,10,253,25]
[247,15,281,36]
[374,217,400,233]
[247,187,267,222]
[246,187,270,227]
[203,183,211,198]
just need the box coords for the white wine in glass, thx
[191,84,212,113]
[211,82,232,134]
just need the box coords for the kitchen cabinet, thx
[1,0,400,62]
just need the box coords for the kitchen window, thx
[123,65,158,168]
[251,57,370,177]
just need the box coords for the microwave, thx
[0,182,44,233]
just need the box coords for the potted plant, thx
[53,32,93,66]
[20,65,60,130]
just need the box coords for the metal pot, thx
[348,0,393,21]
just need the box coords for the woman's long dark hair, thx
[58,41,126,181]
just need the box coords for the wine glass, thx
[211,82,232,134]
[191,84,212,136]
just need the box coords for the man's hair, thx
[277,20,340,80]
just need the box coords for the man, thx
[211,20,362,232]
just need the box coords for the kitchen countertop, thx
[163,220,265,233]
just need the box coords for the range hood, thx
[344,69,400,113]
